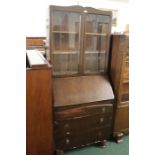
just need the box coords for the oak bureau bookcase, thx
[46,5,114,155]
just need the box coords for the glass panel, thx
[84,35,107,73]
[52,11,81,76]
[53,53,79,76]
[53,33,79,51]
[53,11,80,32]
[84,14,110,74]
[84,52,106,73]
[85,35,106,51]
[85,14,110,34]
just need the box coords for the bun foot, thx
[115,133,124,143]
[56,150,64,155]
[97,140,107,148]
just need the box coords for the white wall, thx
[26,0,129,36]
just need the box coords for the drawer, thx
[55,126,112,150]
[54,113,113,136]
[54,102,113,120]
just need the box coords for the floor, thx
[64,136,129,155]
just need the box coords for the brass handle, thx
[102,107,105,113]
[66,132,70,135]
[98,132,102,136]
[64,123,70,128]
[66,138,70,144]
[100,117,104,123]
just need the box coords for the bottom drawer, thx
[54,113,113,150]
[55,126,112,150]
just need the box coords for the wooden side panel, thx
[110,35,123,94]
[110,35,129,138]
[114,105,129,133]
[26,68,53,155]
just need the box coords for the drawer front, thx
[55,113,113,135]
[55,126,112,150]
[54,102,113,120]
[54,113,113,150]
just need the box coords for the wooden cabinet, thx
[47,5,114,154]
[26,50,54,155]
[110,35,129,143]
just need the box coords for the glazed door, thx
[52,11,81,76]
[83,13,111,74]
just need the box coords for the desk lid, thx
[53,75,114,107]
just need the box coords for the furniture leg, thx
[115,132,124,143]
[56,150,64,155]
[97,140,107,148]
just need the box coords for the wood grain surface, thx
[26,67,54,155]
[53,75,114,107]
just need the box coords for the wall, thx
[26,0,129,36]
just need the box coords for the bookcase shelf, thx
[85,51,106,54]
[53,31,78,34]
[53,51,78,54]
[85,32,107,36]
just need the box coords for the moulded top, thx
[49,5,112,16]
